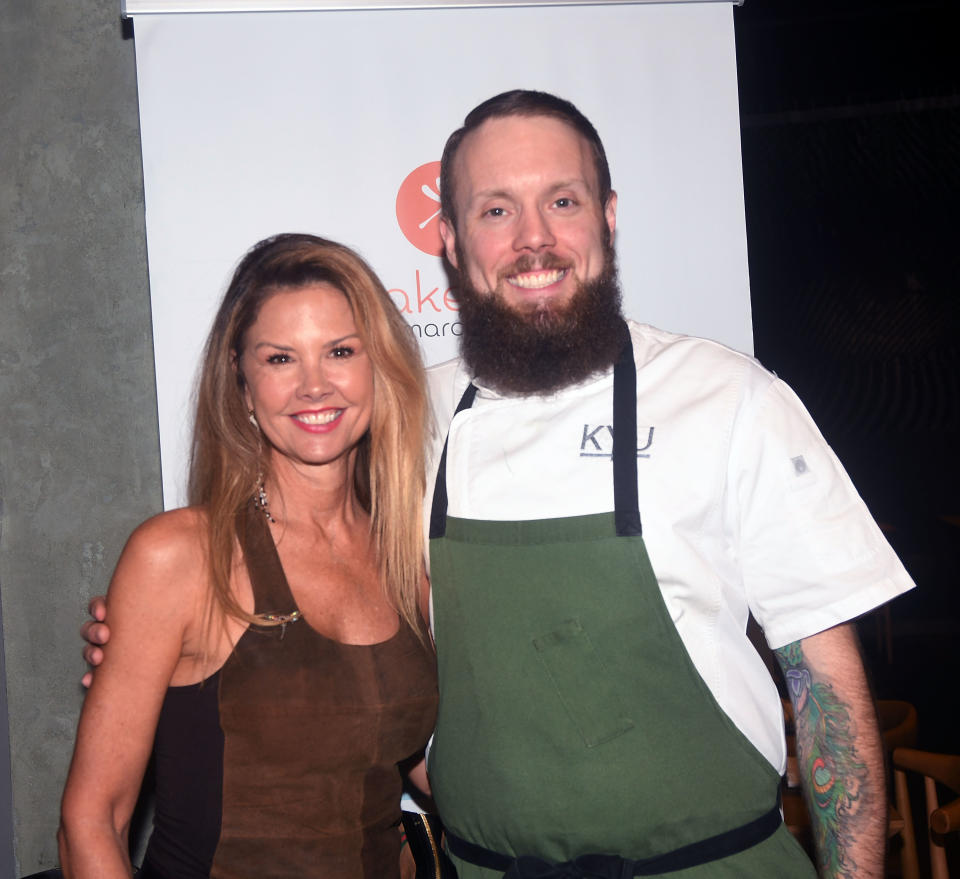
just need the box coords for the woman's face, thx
[239,282,374,474]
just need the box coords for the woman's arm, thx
[405,755,432,800]
[59,510,205,879]
[419,573,432,631]
[408,574,435,800]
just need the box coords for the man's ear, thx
[439,216,459,269]
[604,191,618,240]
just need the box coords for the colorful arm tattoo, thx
[775,640,871,878]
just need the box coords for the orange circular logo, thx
[396,161,444,256]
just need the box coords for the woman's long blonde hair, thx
[189,233,429,637]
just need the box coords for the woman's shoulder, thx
[115,506,210,590]
[130,505,208,538]
[99,509,219,690]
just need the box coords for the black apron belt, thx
[445,798,783,878]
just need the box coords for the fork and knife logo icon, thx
[396,161,445,256]
[419,179,442,230]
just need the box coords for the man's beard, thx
[451,245,625,395]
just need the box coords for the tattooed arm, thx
[774,622,886,879]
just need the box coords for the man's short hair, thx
[439,89,613,232]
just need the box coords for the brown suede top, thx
[209,505,438,878]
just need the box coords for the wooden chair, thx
[879,699,919,751]
[893,747,960,879]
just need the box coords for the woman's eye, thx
[266,353,291,364]
[331,346,354,358]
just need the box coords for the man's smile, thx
[507,268,568,290]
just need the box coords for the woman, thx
[59,234,438,878]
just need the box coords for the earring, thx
[255,475,276,524]
[249,411,273,522]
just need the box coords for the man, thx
[421,90,912,879]
[86,90,913,878]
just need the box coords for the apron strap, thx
[429,382,478,539]
[612,321,641,537]
[429,320,641,539]
[445,797,783,877]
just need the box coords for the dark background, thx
[733,0,958,869]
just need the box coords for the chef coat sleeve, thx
[729,373,914,650]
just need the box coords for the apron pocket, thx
[533,618,635,748]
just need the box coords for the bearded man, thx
[423,90,912,879]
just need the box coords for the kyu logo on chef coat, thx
[580,425,656,458]
[396,161,444,256]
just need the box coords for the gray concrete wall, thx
[0,1,161,873]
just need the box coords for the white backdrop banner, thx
[130,1,751,507]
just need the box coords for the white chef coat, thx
[425,320,915,772]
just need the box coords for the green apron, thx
[427,325,815,878]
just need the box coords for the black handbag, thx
[401,811,458,878]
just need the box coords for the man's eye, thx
[485,207,506,218]
[555,197,575,208]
